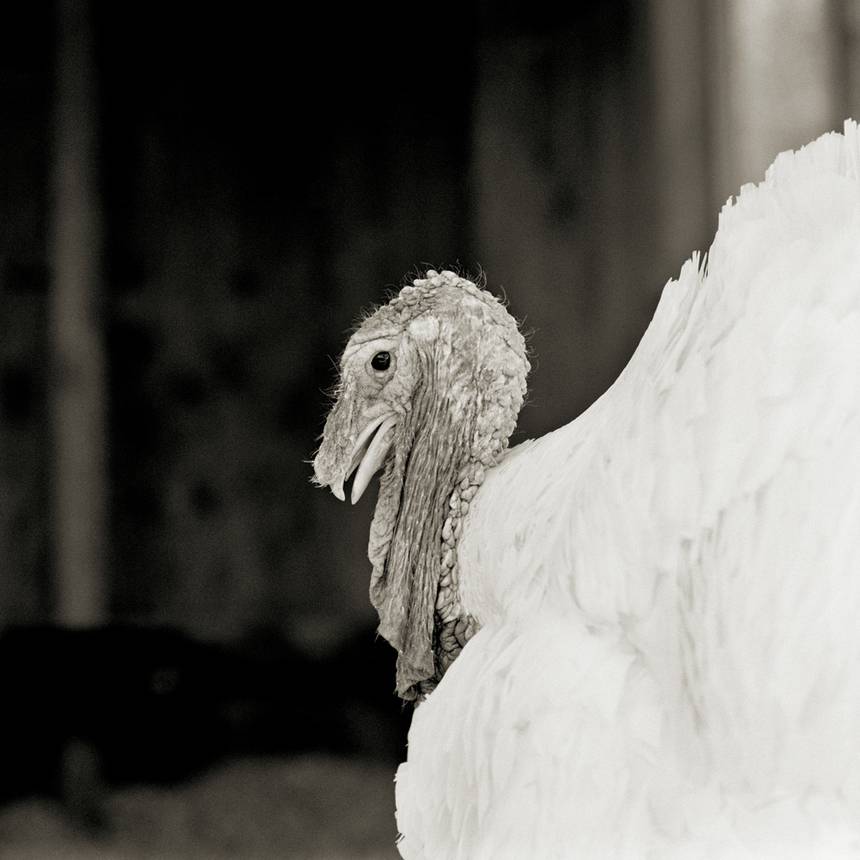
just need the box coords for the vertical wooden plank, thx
[720,0,836,195]
[49,0,107,626]
[648,0,716,273]
[471,35,601,434]
[650,0,844,275]
[472,17,660,437]
[828,0,860,122]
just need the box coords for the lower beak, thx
[349,415,397,504]
[327,413,397,504]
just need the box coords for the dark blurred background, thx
[1,0,858,856]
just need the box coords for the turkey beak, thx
[349,415,397,504]
[313,408,397,504]
[330,478,346,503]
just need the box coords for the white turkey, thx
[313,120,860,858]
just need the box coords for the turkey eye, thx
[371,351,391,371]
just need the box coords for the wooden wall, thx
[0,0,857,645]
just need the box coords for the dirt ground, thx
[0,755,400,859]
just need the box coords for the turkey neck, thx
[367,350,477,701]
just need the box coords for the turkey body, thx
[395,123,860,858]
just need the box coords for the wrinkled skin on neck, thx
[369,348,477,697]
[313,271,529,701]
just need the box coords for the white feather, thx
[395,121,860,858]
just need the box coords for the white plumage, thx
[394,121,860,858]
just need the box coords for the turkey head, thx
[313,271,529,700]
